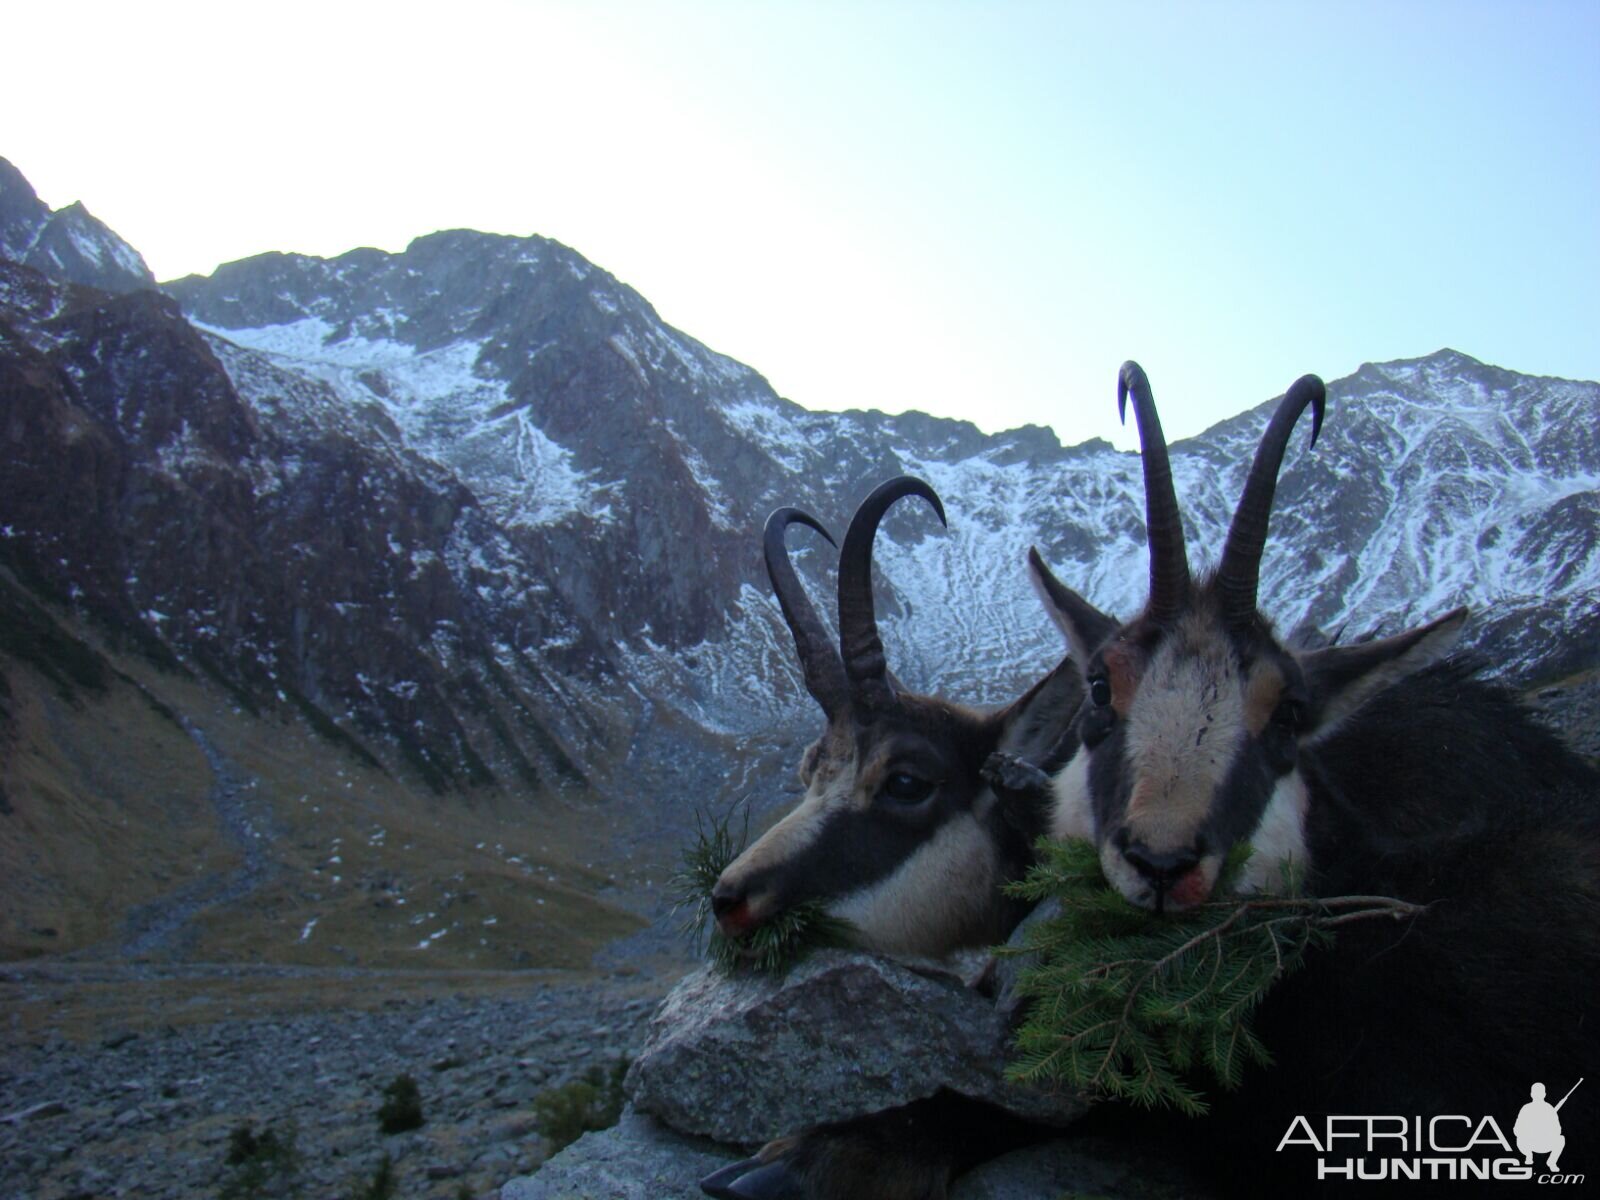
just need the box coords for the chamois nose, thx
[1123,842,1200,892]
[711,878,756,938]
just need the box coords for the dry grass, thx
[0,673,226,956]
[169,680,643,971]
[0,598,649,978]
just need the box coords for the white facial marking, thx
[1122,622,1247,851]
[1099,840,1148,905]
[828,815,1001,956]
[1240,772,1310,894]
[1049,753,1094,841]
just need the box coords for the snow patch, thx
[197,318,606,529]
[722,399,810,473]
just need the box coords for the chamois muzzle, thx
[710,877,758,939]
[1121,841,1205,912]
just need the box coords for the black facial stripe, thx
[741,799,960,906]
[1200,740,1282,854]
[1086,721,1132,840]
[1038,721,1084,776]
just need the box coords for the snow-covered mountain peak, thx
[0,158,155,295]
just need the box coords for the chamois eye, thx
[881,772,937,805]
[1273,699,1304,733]
[1089,675,1112,708]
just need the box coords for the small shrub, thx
[220,1120,299,1199]
[350,1153,397,1200]
[377,1073,424,1134]
[531,1060,628,1154]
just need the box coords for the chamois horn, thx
[1118,361,1190,624]
[1216,374,1326,629]
[837,476,946,713]
[763,507,849,720]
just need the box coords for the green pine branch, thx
[670,800,857,975]
[1001,838,1425,1115]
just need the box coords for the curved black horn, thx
[1117,361,1190,624]
[1216,374,1327,629]
[837,476,947,712]
[764,508,849,720]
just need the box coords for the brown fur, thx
[1242,658,1286,737]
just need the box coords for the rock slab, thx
[506,1120,1220,1200]
[500,1109,735,1200]
[625,950,1083,1146]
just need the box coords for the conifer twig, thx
[1001,838,1428,1114]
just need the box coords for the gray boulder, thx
[503,947,1221,1199]
[624,949,1083,1147]
[500,1109,736,1200]
[502,1114,1219,1200]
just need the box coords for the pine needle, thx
[1001,838,1426,1115]
[669,800,856,975]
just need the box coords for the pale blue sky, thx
[5,0,1596,449]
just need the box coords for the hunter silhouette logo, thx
[1275,1077,1586,1183]
[1516,1079,1581,1173]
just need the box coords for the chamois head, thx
[712,477,1082,957]
[1038,363,1466,912]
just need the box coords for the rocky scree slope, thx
[0,966,660,1200]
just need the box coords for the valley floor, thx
[0,961,678,1200]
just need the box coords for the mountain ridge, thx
[0,158,156,295]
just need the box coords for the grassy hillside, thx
[0,576,648,971]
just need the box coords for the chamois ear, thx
[995,656,1084,764]
[982,657,1085,839]
[1299,607,1468,745]
[1027,546,1118,668]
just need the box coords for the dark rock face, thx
[0,159,156,295]
[0,260,607,794]
[164,229,905,656]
